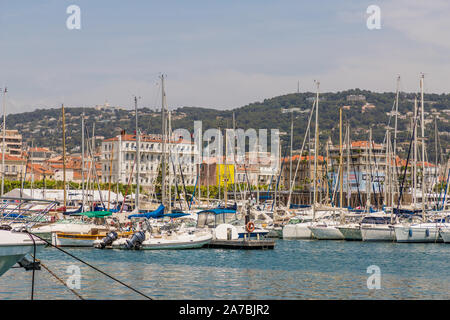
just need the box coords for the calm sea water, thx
[1,240,449,300]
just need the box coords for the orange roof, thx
[283,155,325,163]
[27,163,54,174]
[351,140,382,148]
[29,147,51,153]
[0,153,26,162]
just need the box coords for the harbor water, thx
[1,239,449,299]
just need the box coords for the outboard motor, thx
[94,231,118,249]
[125,231,145,250]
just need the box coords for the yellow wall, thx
[216,164,235,186]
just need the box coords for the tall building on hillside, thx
[0,130,22,156]
[100,132,198,187]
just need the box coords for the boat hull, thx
[361,226,395,241]
[337,226,362,241]
[53,231,132,247]
[282,222,313,239]
[0,230,45,277]
[439,229,450,243]
[394,225,442,243]
[309,226,344,240]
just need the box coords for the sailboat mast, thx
[420,74,426,218]
[233,112,237,202]
[168,110,172,211]
[62,104,67,208]
[81,111,85,212]
[135,96,140,211]
[313,81,320,219]
[339,107,343,208]
[413,97,418,208]
[1,87,7,196]
[161,75,167,207]
[346,122,351,207]
[290,110,294,189]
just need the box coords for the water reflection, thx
[0,240,449,299]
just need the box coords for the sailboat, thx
[393,75,450,242]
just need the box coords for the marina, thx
[1,1,450,304]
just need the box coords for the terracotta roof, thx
[27,163,54,174]
[351,140,382,149]
[29,147,52,153]
[283,155,325,163]
[0,153,26,162]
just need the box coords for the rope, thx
[25,231,153,300]
[38,259,84,300]
[25,232,37,300]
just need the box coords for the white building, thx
[100,133,198,187]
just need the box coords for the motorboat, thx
[110,230,212,250]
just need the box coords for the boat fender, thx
[408,229,413,237]
[246,221,255,233]
[425,229,430,237]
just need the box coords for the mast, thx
[168,110,172,211]
[233,112,237,202]
[1,87,6,196]
[420,74,426,219]
[290,110,294,190]
[62,104,67,208]
[160,75,167,207]
[367,128,372,212]
[346,122,351,207]
[413,97,418,209]
[339,107,343,208]
[313,81,320,219]
[135,96,140,211]
[107,144,114,211]
[81,111,85,212]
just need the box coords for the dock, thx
[206,239,275,250]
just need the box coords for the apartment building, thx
[100,132,198,187]
[0,129,22,156]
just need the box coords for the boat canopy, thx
[128,204,165,219]
[164,212,190,218]
[289,204,311,209]
[63,204,84,215]
[196,208,237,228]
[79,211,112,218]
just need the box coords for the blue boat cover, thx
[63,204,84,215]
[164,212,190,218]
[289,204,311,209]
[128,204,165,219]
[197,208,237,215]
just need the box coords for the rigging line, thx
[25,231,153,300]
[38,259,84,300]
[350,149,363,207]
[286,97,316,208]
[396,106,419,214]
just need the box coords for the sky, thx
[1,0,450,113]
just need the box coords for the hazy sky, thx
[1,0,449,113]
